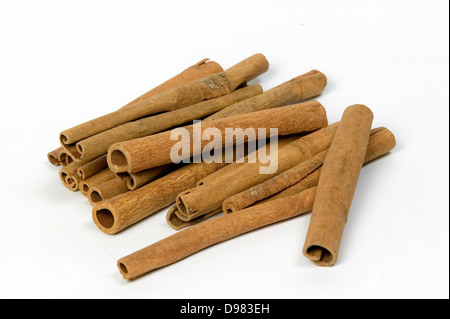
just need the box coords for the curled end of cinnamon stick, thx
[304,245,336,267]
[107,146,131,173]
[88,190,104,204]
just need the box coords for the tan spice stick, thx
[123,59,223,107]
[74,85,263,162]
[79,168,116,196]
[118,164,177,191]
[87,177,129,204]
[59,159,92,191]
[175,123,339,221]
[303,104,374,267]
[205,70,327,121]
[195,133,306,187]
[108,101,328,173]
[47,147,64,166]
[77,155,108,180]
[166,206,221,231]
[224,127,396,213]
[118,187,317,280]
[92,156,228,235]
[60,54,269,157]
[222,151,327,214]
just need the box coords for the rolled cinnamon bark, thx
[108,101,328,173]
[123,58,223,108]
[60,54,268,158]
[166,206,222,231]
[118,187,317,280]
[175,123,339,221]
[79,169,116,196]
[303,104,373,267]
[77,155,108,180]
[205,70,327,121]
[47,147,64,166]
[222,151,326,214]
[195,133,305,187]
[59,158,92,191]
[224,127,396,212]
[117,164,177,191]
[74,85,263,162]
[92,155,228,235]
[87,177,129,204]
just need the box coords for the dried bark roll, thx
[205,70,327,121]
[175,123,339,221]
[118,187,317,280]
[60,54,268,157]
[108,101,328,173]
[224,127,396,212]
[92,156,228,235]
[87,177,130,204]
[117,164,176,191]
[77,155,108,180]
[79,168,116,196]
[222,151,327,214]
[303,104,374,267]
[74,85,263,162]
[47,147,64,166]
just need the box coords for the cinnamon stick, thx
[117,164,177,191]
[77,155,108,180]
[60,54,268,158]
[108,101,328,173]
[47,147,64,166]
[92,154,228,234]
[59,159,91,191]
[166,206,221,231]
[79,168,116,196]
[175,123,339,221]
[123,58,223,107]
[222,151,326,214]
[223,127,396,213]
[118,187,317,280]
[205,70,327,121]
[74,85,263,162]
[87,177,129,204]
[303,104,373,267]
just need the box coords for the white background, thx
[0,0,448,299]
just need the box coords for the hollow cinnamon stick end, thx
[107,145,131,173]
[303,244,337,267]
[92,204,120,235]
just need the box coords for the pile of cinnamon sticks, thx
[47,53,395,280]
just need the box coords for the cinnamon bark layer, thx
[303,104,374,267]
[75,85,263,162]
[108,101,328,173]
[223,127,396,213]
[118,187,317,280]
[175,123,339,221]
[205,70,327,121]
[60,54,268,159]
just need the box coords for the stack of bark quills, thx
[117,109,396,280]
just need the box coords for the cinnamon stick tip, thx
[303,244,336,267]
[107,146,130,173]
[92,204,117,234]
